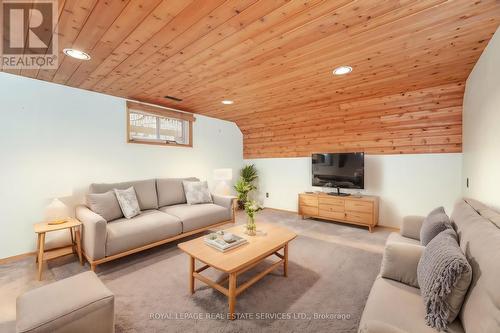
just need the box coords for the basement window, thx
[126,101,194,147]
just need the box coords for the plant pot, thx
[238,200,245,210]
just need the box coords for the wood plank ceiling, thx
[2,0,500,158]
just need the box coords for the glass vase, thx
[246,216,257,236]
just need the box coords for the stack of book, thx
[204,234,247,252]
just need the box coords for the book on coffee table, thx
[204,234,248,252]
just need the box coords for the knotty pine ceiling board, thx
[3,0,499,158]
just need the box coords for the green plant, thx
[244,200,262,220]
[241,164,258,184]
[233,178,254,208]
[233,164,259,209]
[244,200,262,235]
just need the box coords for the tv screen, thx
[312,153,364,189]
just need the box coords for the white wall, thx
[246,154,462,228]
[462,27,500,210]
[0,73,243,259]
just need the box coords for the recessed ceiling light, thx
[332,66,352,76]
[63,48,91,60]
[221,100,234,105]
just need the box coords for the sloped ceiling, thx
[2,0,500,158]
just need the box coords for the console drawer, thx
[319,210,345,220]
[298,192,379,232]
[299,195,318,207]
[318,196,344,207]
[318,203,345,213]
[345,200,373,213]
[345,211,373,225]
[300,205,318,216]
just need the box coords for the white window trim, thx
[126,101,194,148]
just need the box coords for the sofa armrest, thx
[76,205,107,261]
[212,194,236,209]
[400,216,425,240]
[380,242,424,288]
[212,194,237,222]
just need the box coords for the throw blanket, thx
[417,229,472,331]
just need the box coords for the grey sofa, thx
[76,178,236,271]
[359,198,500,333]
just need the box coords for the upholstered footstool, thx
[16,271,114,333]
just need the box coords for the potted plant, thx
[233,164,258,209]
[241,164,258,184]
[234,178,254,209]
[244,200,262,236]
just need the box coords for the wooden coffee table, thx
[178,222,297,320]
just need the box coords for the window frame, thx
[126,101,194,148]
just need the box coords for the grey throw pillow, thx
[86,191,123,222]
[420,207,452,246]
[114,187,140,219]
[417,229,472,331]
[182,181,212,205]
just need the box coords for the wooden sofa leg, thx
[90,263,97,272]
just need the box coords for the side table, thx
[34,218,83,280]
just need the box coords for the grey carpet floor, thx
[0,209,392,333]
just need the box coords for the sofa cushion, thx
[420,206,452,246]
[451,199,500,333]
[159,203,230,233]
[465,198,500,229]
[183,180,213,205]
[86,191,123,222]
[417,229,472,330]
[16,271,114,333]
[359,276,464,333]
[90,179,158,210]
[114,187,140,219]
[105,210,181,256]
[156,177,198,207]
[478,208,500,229]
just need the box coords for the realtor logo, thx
[2,0,58,69]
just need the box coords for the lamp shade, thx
[213,168,233,181]
[44,198,69,222]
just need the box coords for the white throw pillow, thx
[114,187,140,219]
[182,181,213,205]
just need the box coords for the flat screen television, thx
[312,152,364,196]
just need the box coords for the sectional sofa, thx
[359,198,500,332]
[76,178,237,271]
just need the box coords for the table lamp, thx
[44,198,70,225]
[213,168,233,195]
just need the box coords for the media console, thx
[298,192,379,232]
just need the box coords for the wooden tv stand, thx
[298,192,379,232]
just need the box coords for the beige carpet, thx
[0,209,392,333]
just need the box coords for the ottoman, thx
[16,271,114,333]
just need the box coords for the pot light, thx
[332,65,352,76]
[221,100,234,105]
[63,48,91,60]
